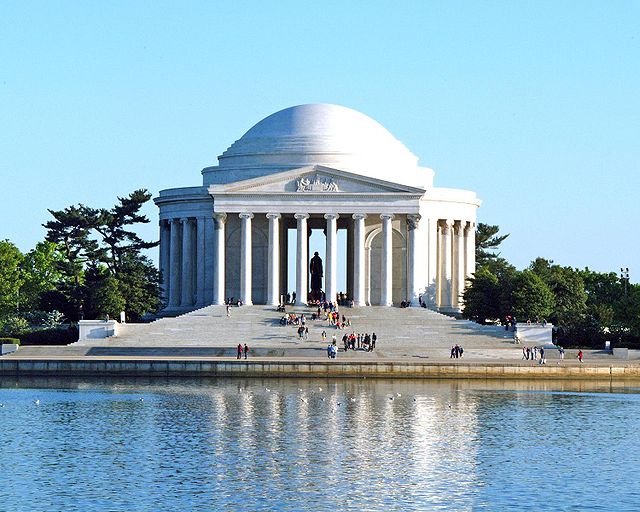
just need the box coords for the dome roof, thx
[215,104,420,180]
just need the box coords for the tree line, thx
[464,224,640,347]
[0,190,160,342]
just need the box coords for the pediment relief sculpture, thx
[296,174,339,192]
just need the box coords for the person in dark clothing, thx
[237,343,243,360]
[243,344,249,359]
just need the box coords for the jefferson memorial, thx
[155,104,480,314]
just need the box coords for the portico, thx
[155,104,481,314]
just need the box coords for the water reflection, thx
[0,377,638,511]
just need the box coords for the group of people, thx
[504,315,517,331]
[280,313,306,326]
[522,346,540,361]
[521,346,548,364]
[450,344,464,358]
[522,345,579,363]
[342,332,377,352]
[236,343,249,359]
[525,318,548,327]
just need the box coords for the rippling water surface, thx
[0,377,638,511]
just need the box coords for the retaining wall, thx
[0,359,639,380]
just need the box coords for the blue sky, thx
[1,1,639,284]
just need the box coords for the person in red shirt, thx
[577,350,583,363]
[237,343,243,360]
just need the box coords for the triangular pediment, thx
[208,165,426,195]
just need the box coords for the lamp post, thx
[620,267,630,296]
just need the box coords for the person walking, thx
[243,343,249,360]
[539,347,546,365]
[577,350,583,363]
[237,343,243,360]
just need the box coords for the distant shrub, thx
[0,337,20,345]
[0,316,29,335]
[43,310,65,329]
[14,326,78,346]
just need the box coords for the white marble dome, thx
[206,104,431,187]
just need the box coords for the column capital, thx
[324,213,339,220]
[294,213,310,220]
[266,212,282,220]
[352,213,367,220]
[439,219,454,235]
[180,217,191,224]
[380,213,395,221]
[407,214,421,230]
[464,221,476,233]
[212,212,227,222]
[170,217,181,225]
[454,220,466,234]
[239,212,254,220]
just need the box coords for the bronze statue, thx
[309,251,323,294]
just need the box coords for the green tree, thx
[462,268,501,323]
[529,258,587,325]
[117,254,162,321]
[84,266,125,319]
[19,241,64,311]
[43,190,161,320]
[507,270,554,321]
[0,240,24,315]
[43,205,97,287]
[81,189,158,274]
[476,223,509,270]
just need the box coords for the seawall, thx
[1,359,639,380]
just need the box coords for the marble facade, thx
[155,104,481,314]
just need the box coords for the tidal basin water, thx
[0,378,639,511]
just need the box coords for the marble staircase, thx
[72,304,522,359]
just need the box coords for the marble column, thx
[465,221,476,279]
[239,212,253,305]
[212,213,226,305]
[266,213,281,305]
[294,213,309,305]
[352,213,367,306]
[380,213,394,306]
[407,214,421,306]
[455,220,466,308]
[440,219,454,310]
[169,218,181,308]
[427,217,438,307]
[181,217,194,307]
[196,216,206,307]
[159,220,170,304]
[324,213,339,303]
